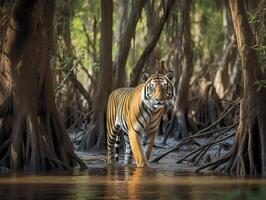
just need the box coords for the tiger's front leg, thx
[142,131,157,161]
[127,128,149,167]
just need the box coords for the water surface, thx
[0,165,265,200]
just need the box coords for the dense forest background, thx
[0,0,265,175]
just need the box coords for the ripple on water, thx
[0,166,266,200]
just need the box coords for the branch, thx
[80,65,97,86]
[130,0,176,86]
[151,103,239,163]
[69,71,91,103]
[176,128,236,164]
[56,60,80,92]
[114,0,147,88]
[82,23,94,56]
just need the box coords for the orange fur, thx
[106,73,175,167]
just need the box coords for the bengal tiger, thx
[106,72,176,167]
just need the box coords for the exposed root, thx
[195,81,224,128]
[196,153,232,173]
[176,123,237,164]
[151,103,238,163]
[0,110,87,171]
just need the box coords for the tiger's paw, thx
[136,161,149,168]
[107,157,117,165]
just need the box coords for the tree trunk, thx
[224,0,266,175]
[114,0,147,88]
[79,0,113,151]
[145,0,160,74]
[174,0,193,138]
[0,2,12,105]
[130,0,176,87]
[56,0,91,128]
[213,35,236,98]
[0,0,85,171]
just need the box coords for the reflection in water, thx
[0,166,265,199]
[103,167,159,200]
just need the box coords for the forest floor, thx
[73,134,234,172]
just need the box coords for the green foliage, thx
[0,7,8,25]
[247,3,266,66]
[254,80,266,92]
[192,0,223,66]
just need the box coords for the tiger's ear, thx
[165,71,174,80]
[141,72,150,82]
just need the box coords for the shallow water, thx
[0,165,266,200]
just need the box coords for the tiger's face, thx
[142,72,176,108]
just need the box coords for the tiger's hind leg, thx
[123,132,132,165]
[114,135,120,162]
[107,126,120,164]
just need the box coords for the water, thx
[0,165,266,200]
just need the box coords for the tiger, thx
[106,72,176,167]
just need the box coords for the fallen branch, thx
[195,152,232,173]
[151,103,239,163]
[176,127,236,164]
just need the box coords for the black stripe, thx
[153,77,164,80]
[143,142,150,146]
[139,103,148,124]
[129,119,142,136]
[107,142,114,148]
[134,111,144,129]
[149,113,162,124]
[147,122,159,131]
[107,137,115,143]
[146,131,157,138]
[109,134,117,141]
[109,137,116,144]
[142,103,152,119]
[144,85,149,100]
[153,109,161,114]
[124,121,128,130]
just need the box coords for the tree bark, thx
[0,2,13,105]
[130,0,176,87]
[223,0,266,175]
[174,0,193,138]
[69,72,91,103]
[114,0,147,88]
[79,0,113,151]
[0,0,85,171]
[213,35,236,98]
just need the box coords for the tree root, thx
[196,153,232,173]
[0,110,87,171]
[151,103,238,163]
[176,123,237,164]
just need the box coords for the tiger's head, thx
[141,72,176,108]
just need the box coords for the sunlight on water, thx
[0,166,266,200]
